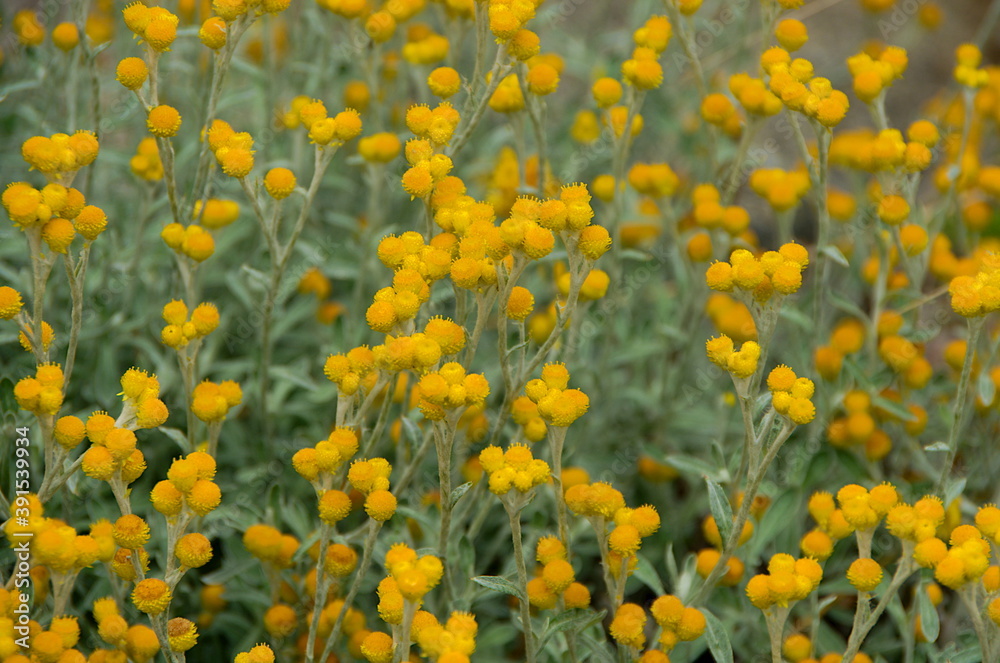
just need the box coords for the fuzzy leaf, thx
[472,575,525,602]
[706,478,734,544]
[702,609,734,663]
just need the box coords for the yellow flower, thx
[360,631,394,663]
[847,558,883,591]
[112,514,150,549]
[132,578,172,615]
[609,603,647,649]
[167,618,198,652]
[364,490,397,521]
[147,105,182,138]
[264,168,296,200]
[175,533,213,568]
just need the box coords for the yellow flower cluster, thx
[3,181,102,248]
[298,100,364,147]
[700,93,742,138]
[14,363,64,416]
[825,390,906,462]
[359,132,403,163]
[78,418,144,485]
[413,611,478,662]
[243,524,300,570]
[406,103,460,149]
[479,443,551,495]
[766,365,817,425]
[324,346,377,395]
[813,317,865,381]
[150,451,221,517]
[349,457,398,521]
[510,395,547,442]
[21,131,100,180]
[118,367,169,429]
[688,184,751,239]
[609,603,649,650]
[417,362,490,419]
[621,15,670,91]
[629,163,680,198]
[366,268,433,332]
[196,197,238,228]
[402,27,449,66]
[292,427,359,483]
[928,524,992,589]
[130,138,163,180]
[27,518,101,574]
[745,553,823,609]
[1,611,78,661]
[382,543,444,604]
[606,504,661,560]
[191,380,242,423]
[161,300,220,349]
[766,49,850,127]
[847,45,908,103]
[706,244,809,301]
[87,596,161,661]
[954,44,990,89]
[489,73,526,113]
[649,594,706,651]
[122,3,178,52]
[729,72,782,117]
[207,119,257,178]
[874,321,932,392]
[488,0,538,40]
[233,643,275,663]
[706,335,760,380]
[749,168,811,212]
[161,222,217,262]
[376,233,449,283]
[949,253,1000,317]
[565,481,625,520]
[11,9,45,47]
[526,536,591,610]
[829,127,933,174]
[401,149,453,201]
[524,363,590,427]
[704,294,756,344]
[836,483,899,532]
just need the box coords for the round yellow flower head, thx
[199,16,227,49]
[167,617,198,653]
[428,66,461,98]
[609,603,647,649]
[131,578,171,615]
[264,168,296,200]
[148,105,182,138]
[175,533,213,568]
[847,558,883,591]
[116,57,149,90]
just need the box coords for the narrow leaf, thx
[450,482,473,508]
[917,582,940,643]
[702,609,734,663]
[706,478,734,544]
[472,575,525,602]
[633,554,665,596]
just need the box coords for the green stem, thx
[936,317,985,496]
[505,498,536,663]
